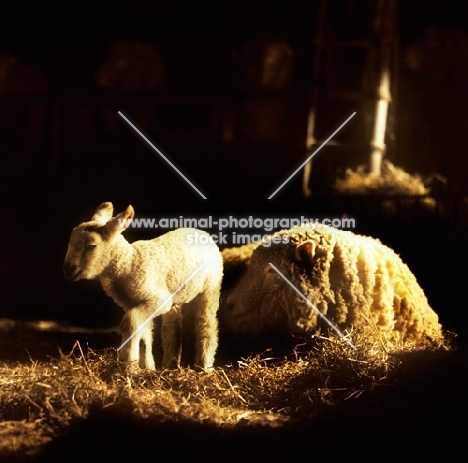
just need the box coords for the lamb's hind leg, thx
[161,305,182,369]
[194,286,220,372]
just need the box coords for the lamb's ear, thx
[102,205,134,240]
[92,202,114,223]
[294,240,316,265]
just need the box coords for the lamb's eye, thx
[85,244,97,252]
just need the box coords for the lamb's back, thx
[130,228,222,301]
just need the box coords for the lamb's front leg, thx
[161,305,182,369]
[119,311,138,370]
[119,307,156,371]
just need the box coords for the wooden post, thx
[370,0,397,175]
[303,0,327,197]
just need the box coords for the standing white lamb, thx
[63,202,223,372]
[224,224,444,349]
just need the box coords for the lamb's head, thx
[63,202,134,281]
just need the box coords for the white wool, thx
[64,202,223,372]
[224,225,443,349]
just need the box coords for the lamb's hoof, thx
[125,361,140,374]
[161,358,180,370]
[195,364,215,374]
[144,360,156,371]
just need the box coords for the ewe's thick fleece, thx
[221,241,259,273]
[225,225,443,346]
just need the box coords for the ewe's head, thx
[225,233,317,332]
[63,202,134,281]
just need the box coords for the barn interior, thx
[0,1,467,459]
[1,0,467,338]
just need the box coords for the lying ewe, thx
[224,225,444,350]
[63,202,223,371]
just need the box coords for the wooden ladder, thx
[302,0,399,196]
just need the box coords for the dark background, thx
[1,0,467,339]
